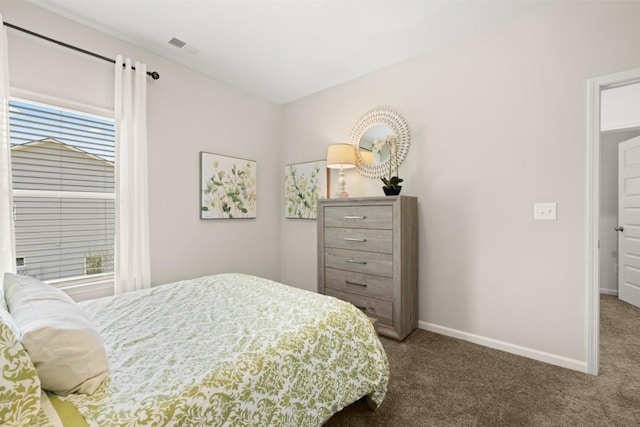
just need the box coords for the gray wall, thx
[12,141,115,281]
[599,83,640,294]
[14,196,114,281]
[599,129,640,294]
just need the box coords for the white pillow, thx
[0,280,7,312]
[3,273,109,395]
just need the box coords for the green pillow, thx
[0,307,41,426]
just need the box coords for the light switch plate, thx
[534,202,557,220]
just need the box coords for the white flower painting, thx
[201,152,257,219]
[284,160,327,219]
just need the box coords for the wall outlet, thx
[534,202,557,220]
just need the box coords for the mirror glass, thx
[358,125,394,165]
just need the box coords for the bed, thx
[2,273,389,426]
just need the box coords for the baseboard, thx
[599,288,618,296]
[418,321,588,373]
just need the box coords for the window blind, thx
[9,99,115,282]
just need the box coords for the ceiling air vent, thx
[168,37,186,49]
[168,37,199,54]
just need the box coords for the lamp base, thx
[336,166,349,198]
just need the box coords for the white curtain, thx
[0,16,15,280]
[114,56,151,294]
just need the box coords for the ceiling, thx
[31,1,547,104]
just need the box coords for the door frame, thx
[587,67,640,375]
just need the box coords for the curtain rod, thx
[3,21,160,80]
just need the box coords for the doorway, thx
[600,129,640,296]
[587,68,640,375]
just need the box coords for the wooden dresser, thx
[317,196,418,340]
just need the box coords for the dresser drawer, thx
[325,248,393,277]
[326,288,393,325]
[325,268,393,300]
[323,205,392,229]
[324,227,393,254]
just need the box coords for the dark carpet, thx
[326,295,640,426]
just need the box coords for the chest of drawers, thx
[317,196,418,340]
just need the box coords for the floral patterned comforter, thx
[57,273,389,426]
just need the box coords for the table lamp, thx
[326,143,356,198]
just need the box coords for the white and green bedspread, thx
[57,273,389,426]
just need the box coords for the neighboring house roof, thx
[11,138,114,167]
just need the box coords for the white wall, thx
[0,1,282,286]
[280,2,640,370]
[5,0,640,371]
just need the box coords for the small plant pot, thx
[382,186,402,196]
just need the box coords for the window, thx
[84,252,111,275]
[9,99,115,283]
[15,256,25,275]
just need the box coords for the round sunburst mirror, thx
[348,107,411,179]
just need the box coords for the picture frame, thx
[200,152,257,219]
[284,159,328,219]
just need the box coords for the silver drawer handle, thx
[344,237,367,242]
[346,259,367,265]
[344,215,366,220]
[345,280,367,287]
[356,305,375,313]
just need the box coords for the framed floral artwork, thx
[200,152,257,219]
[284,160,328,219]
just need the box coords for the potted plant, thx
[381,135,403,195]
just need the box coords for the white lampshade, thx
[360,150,374,165]
[326,144,356,169]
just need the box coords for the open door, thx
[618,135,640,307]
